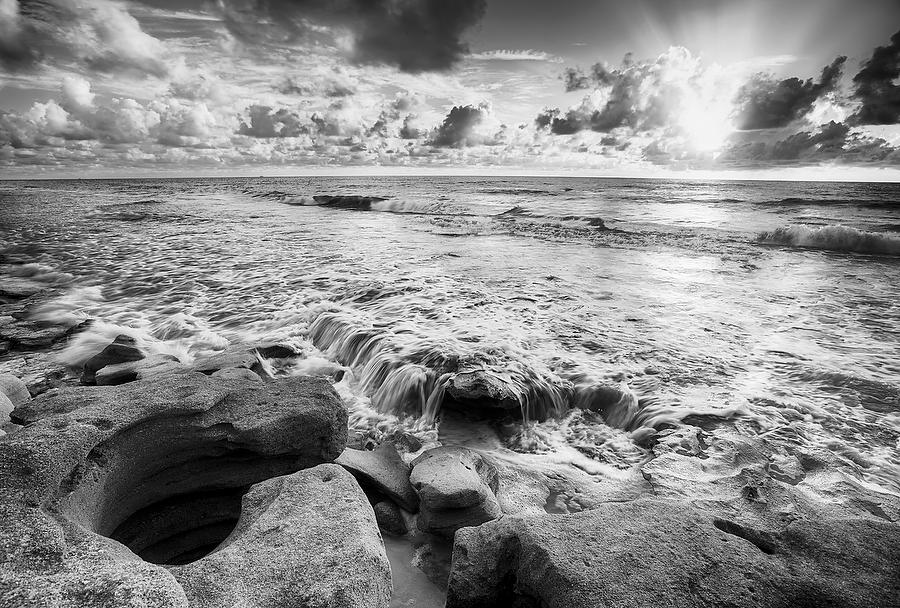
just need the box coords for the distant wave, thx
[757,224,900,255]
[754,197,897,208]
[479,188,557,196]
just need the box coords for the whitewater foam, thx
[757,224,900,255]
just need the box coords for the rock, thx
[95,354,185,386]
[254,343,300,359]
[172,465,392,608]
[193,346,269,378]
[211,367,263,382]
[373,500,408,536]
[0,392,12,425]
[445,499,900,608]
[446,369,519,411]
[0,276,45,300]
[336,442,419,511]
[0,374,30,407]
[0,373,349,607]
[410,447,501,537]
[0,320,74,349]
[80,334,145,384]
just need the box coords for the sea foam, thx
[757,224,900,255]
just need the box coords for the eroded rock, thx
[446,499,900,608]
[0,374,30,407]
[172,465,392,608]
[0,373,353,607]
[411,447,501,537]
[336,442,419,511]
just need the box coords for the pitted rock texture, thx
[0,373,387,608]
[445,499,900,608]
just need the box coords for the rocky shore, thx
[1,268,899,607]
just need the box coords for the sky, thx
[1,0,900,179]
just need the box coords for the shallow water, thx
[1,176,899,497]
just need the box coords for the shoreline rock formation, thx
[0,373,393,608]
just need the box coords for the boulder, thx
[0,392,12,425]
[410,447,501,537]
[0,374,30,407]
[254,343,300,359]
[336,442,419,511]
[446,369,519,411]
[193,347,269,378]
[445,500,900,608]
[81,335,145,384]
[0,373,350,607]
[373,500,408,536]
[172,465,392,608]
[95,354,185,386]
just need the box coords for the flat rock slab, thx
[172,465,391,608]
[0,277,46,299]
[0,373,351,607]
[0,320,74,348]
[446,499,900,608]
[96,354,186,386]
[336,443,419,511]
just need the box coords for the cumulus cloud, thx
[237,105,307,138]
[0,0,170,75]
[216,0,486,72]
[851,29,900,125]
[429,103,500,147]
[733,56,847,130]
[538,48,735,137]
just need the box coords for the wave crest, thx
[757,224,900,255]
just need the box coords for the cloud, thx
[733,56,847,130]
[469,49,561,63]
[216,0,486,72]
[429,103,499,147]
[237,105,307,138]
[538,48,735,137]
[0,0,169,75]
[277,72,357,98]
[851,29,900,125]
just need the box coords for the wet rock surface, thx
[0,373,379,608]
[336,442,419,511]
[411,446,502,537]
[80,334,145,384]
[445,498,900,608]
[95,353,185,386]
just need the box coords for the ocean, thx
[1,175,899,501]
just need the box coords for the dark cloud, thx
[218,0,486,72]
[237,105,307,138]
[430,104,493,147]
[562,68,590,92]
[734,56,847,130]
[851,29,900,125]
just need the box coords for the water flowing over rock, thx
[410,447,502,537]
[0,373,379,607]
[445,499,900,608]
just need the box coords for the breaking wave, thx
[757,225,900,255]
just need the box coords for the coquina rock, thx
[445,499,900,608]
[172,465,392,608]
[0,374,30,408]
[95,354,185,386]
[336,442,419,511]
[410,446,501,537]
[0,372,392,608]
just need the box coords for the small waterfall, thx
[306,305,652,430]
